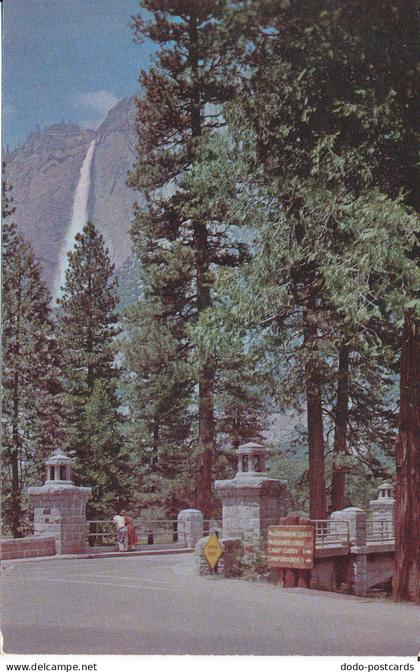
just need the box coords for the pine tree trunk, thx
[11,372,23,538]
[393,312,420,603]
[331,343,350,512]
[151,419,159,469]
[194,220,215,518]
[190,15,215,519]
[196,362,215,518]
[233,410,241,449]
[304,306,327,520]
[11,258,23,537]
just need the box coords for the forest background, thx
[2,0,419,602]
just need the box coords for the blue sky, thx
[3,0,154,149]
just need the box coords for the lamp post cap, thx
[236,442,266,454]
[45,449,73,464]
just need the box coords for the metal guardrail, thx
[366,519,395,543]
[237,519,350,550]
[86,517,223,548]
[262,519,350,548]
[311,519,350,547]
[85,516,394,548]
[86,519,180,547]
[14,514,396,551]
[86,520,116,546]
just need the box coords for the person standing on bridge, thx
[121,511,138,551]
[112,513,128,552]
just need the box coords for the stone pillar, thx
[331,506,367,596]
[330,506,366,545]
[351,553,368,597]
[215,442,288,541]
[178,509,203,549]
[28,450,91,555]
[369,482,395,538]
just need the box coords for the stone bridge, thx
[194,444,396,597]
[1,444,396,598]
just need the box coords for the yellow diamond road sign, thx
[204,533,223,569]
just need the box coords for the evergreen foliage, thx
[121,300,194,513]
[190,0,419,517]
[57,222,129,517]
[3,3,418,601]
[2,168,63,536]
[129,3,251,516]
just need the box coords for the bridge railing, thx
[310,519,350,547]
[137,519,180,545]
[86,518,181,548]
[83,515,395,549]
[86,517,226,549]
[86,520,114,546]
[263,519,350,548]
[366,519,395,543]
[237,519,351,549]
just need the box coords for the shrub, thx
[235,538,275,582]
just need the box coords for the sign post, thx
[267,516,315,588]
[267,525,315,569]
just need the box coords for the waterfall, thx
[53,139,95,297]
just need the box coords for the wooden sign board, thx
[267,525,314,569]
[204,533,223,569]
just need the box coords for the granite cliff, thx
[4,97,139,295]
[88,97,139,272]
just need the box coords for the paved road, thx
[1,553,419,655]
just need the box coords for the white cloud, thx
[74,90,120,117]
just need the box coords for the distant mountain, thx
[4,124,95,289]
[88,97,139,272]
[4,97,140,296]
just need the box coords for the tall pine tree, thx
[121,299,194,513]
[129,3,246,516]
[208,0,419,519]
[394,311,420,603]
[2,168,63,536]
[57,222,130,518]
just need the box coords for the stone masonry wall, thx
[30,488,90,554]
[367,552,394,588]
[0,536,56,560]
[310,558,337,591]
